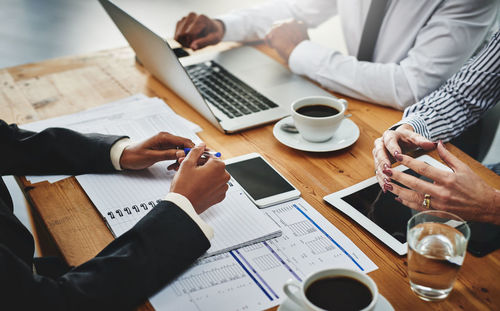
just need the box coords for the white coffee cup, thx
[291,96,348,142]
[283,268,378,311]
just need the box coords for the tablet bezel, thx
[323,155,452,255]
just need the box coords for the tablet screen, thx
[340,168,431,243]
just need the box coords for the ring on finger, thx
[422,194,431,209]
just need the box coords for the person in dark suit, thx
[0,120,230,310]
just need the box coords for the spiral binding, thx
[106,199,162,219]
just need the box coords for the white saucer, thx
[277,294,394,311]
[273,116,360,152]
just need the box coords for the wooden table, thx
[1,43,499,311]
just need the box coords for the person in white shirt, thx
[174,0,497,110]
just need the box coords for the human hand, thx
[383,141,500,225]
[174,12,225,50]
[167,147,219,171]
[170,144,230,214]
[265,20,309,62]
[373,124,435,190]
[120,132,194,170]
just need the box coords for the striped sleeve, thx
[393,31,500,142]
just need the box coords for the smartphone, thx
[225,153,300,208]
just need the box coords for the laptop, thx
[99,0,334,133]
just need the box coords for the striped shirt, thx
[395,31,500,142]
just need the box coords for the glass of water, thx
[407,210,470,301]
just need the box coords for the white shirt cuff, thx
[217,14,247,42]
[289,40,332,76]
[110,138,131,171]
[164,192,214,240]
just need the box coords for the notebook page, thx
[77,163,176,237]
[201,180,282,255]
[77,171,282,256]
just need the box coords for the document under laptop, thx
[99,0,334,133]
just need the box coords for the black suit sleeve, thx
[0,120,126,176]
[0,201,210,311]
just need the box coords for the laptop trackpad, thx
[215,46,333,104]
[265,80,331,104]
[240,66,295,88]
[215,47,293,88]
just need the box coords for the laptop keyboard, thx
[186,61,278,119]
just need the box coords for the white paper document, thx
[21,94,202,184]
[150,198,378,311]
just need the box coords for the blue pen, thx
[184,147,221,158]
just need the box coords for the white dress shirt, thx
[218,0,497,110]
[109,139,214,240]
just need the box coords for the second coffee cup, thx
[291,96,348,142]
[283,268,378,311]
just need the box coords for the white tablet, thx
[323,155,452,255]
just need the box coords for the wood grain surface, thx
[1,43,499,311]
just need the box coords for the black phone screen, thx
[226,157,294,201]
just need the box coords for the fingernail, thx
[439,140,447,150]
[394,151,403,162]
[383,163,389,170]
[382,169,392,177]
[395,197,402,203]
[384,183,393,191]
[383,177,390,184]
[380,184,386,193]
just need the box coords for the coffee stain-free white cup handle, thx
[339,99,350,120]
[283,279,308,309]
[339,98,348,112]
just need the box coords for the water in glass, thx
[407,222,468,301]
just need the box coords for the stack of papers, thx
[21,94,201,184]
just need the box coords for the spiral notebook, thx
[77,165,282,257]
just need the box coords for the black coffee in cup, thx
[305,276,373,311]
[296,105,340,118]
